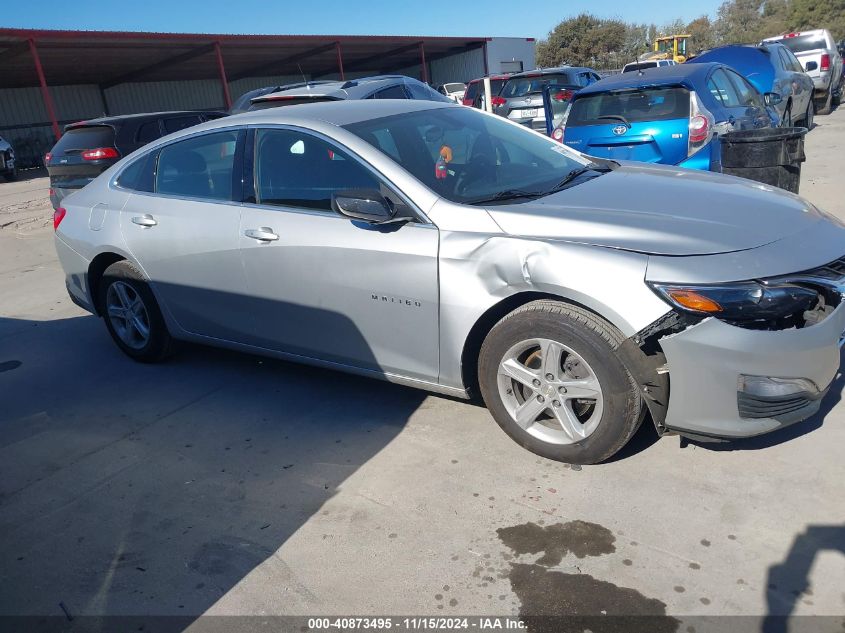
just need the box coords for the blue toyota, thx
[552,63,781,171]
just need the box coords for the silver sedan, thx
[53,100,845,464]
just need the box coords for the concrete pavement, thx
[1,111,844,631]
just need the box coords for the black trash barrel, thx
[720,127,808,194]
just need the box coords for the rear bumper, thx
[50,186,80,210]
[54,234,95,314]
[659,302,845,438]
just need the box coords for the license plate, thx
[521,109,538,118]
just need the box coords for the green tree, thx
[536,13,631,69]
[687,15,718,54]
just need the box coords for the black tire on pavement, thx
[803,99,815,130]
[478,300,644,465]
[98,260,173,363]
[817,88,834,115]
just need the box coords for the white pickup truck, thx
[764,29,843,114]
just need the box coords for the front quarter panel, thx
[437,218,672,389]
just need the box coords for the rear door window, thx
[52,126,115,156]
[116,151,157,192]
[373,85,409,99]
[567,87,690,127]
[135,120,162,144]
[707,69,742,107]
[156,130,239,200]
[464,81,480,102]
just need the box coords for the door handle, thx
[244,227,279,242]
[131,214,157,227]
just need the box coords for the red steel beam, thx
[214,41,232,109]
[419,41,428,84]
[335,41,345,80]
[28,38,60,141]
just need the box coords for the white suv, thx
[764,29,843,114]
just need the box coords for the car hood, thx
[485,163,827,256]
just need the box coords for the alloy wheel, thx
[497,338,604,445]
[106,281,151,350]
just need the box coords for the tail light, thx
[688,91,715,158]
[491,96,506,107]
[53,207,66,231]
[820,54,831,71]
[551,127,564,142]
[81,147,119,161]
[553,90,574,102]
[45,152,52,164]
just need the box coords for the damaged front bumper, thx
[658,302,845,438]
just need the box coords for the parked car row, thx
[0,135,17,181]
[531,28,842,185]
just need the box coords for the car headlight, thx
[648,281,819,322]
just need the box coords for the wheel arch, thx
[459,290,631,398]
[87,251,127,315]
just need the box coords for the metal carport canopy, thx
[0,28,488,88]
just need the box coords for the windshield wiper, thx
[545,164,612,194]
[467,189,543,205]
[597,114,631,127]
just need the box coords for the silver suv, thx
[764,29,843,114]
[53,101,845,464]
[493,67,602,131]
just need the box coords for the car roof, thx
[575,63,717,95]
[219,98,455,128]
[66,111,221,128]
[509,66,594,78]
[253,76,411,102]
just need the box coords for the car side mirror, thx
[805,61,818,72]
[764,92,783,106]
[332,188,395,223]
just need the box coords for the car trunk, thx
[563,86,691,165]
[47,125,118,190]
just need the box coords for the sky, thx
[6,0,724,40]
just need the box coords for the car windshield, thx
[444,83,466,92]
[501,74,571,98]
[344,106,593,205]
[567,87,690,126]
[52,126,115,154]
[779,34,828,53]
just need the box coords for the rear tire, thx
[478,300,643,465]
[99,260,173,363]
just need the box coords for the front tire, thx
[803,99,815,130]
[478,300,643,464]
[781,104,792,128]
[3,167,16,182]
[99,260,173,362]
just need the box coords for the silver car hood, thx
[486,163,826,256]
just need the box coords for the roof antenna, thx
[297,63,309,89]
